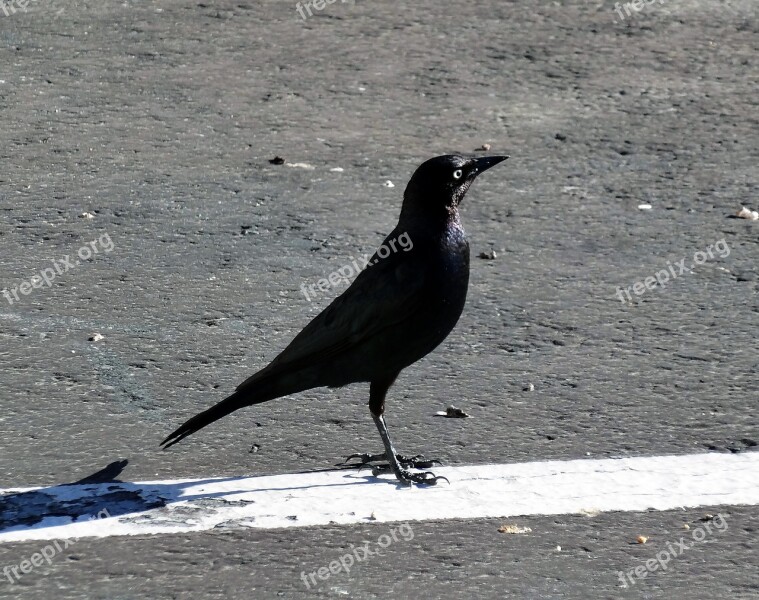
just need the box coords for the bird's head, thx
[402,154,508,220]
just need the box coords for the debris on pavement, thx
[435,406,470,418]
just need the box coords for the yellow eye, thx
[453,169,463,179]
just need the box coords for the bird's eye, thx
[452,169,463,180]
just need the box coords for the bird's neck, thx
[399,197,461,232]
[398,208,461,239]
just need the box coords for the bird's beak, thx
[472,155,509,174]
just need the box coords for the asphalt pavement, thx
[0,0,757,598]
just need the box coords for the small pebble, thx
[638,204,652,210]
[80,212,95,219]
[435,406,470,418]
[88,333,104,342]
[699,514,715,522]
[736,206,759,220]
[330,167,344,172]
[476,143,491,151]
[478,250,497,260]
[269,156,285,165]
[636,535,648,544]
[498,524,532,534]
[383,180,395,188]
[523,383,535,392]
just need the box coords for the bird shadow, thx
[0,459,402,537]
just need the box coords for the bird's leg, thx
[370,415,447,485]
[362,377,448,486]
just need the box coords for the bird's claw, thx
[342,452,446,484]
[341,452,442,469]
[397,454,443,469]
[372,466,449,486]
[340,453,386,466]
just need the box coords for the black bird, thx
[161,154,508,485]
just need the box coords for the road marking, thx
[1,451,757,542]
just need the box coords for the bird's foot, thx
[370,464,449,486]
[342,453,448,485]
[341,452,442,469]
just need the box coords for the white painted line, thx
[1,452,757,543]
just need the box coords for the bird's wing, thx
[236,251,425,391]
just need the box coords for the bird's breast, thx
[413,224,470,331]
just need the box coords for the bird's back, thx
[243,220,470,392]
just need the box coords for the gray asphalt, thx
[0,0,757,598]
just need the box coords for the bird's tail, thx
[160,374,284,449]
